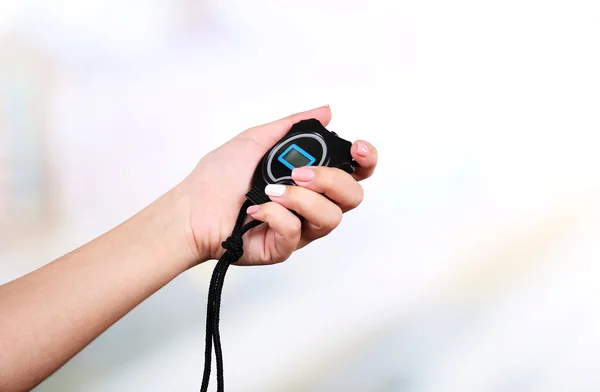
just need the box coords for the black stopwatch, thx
[246,118,357,205]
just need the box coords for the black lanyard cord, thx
[201,199,263,392]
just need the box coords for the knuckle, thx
[334,209,343,226]
[351,184,364,207]
[288,218,302,235]
[323,208,343,231]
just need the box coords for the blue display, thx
[278,144,316,170]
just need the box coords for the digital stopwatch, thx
[246,118,357,205]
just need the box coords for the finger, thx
[291,166,363,212]
[264,184,343,239]
[350,140,378,181]
[246,202,302,263]
[241,105,332,148]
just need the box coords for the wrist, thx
[142,184,206,272]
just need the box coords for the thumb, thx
[240,105,332,148]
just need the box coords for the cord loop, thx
[201,200,263,392]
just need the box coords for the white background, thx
[1,0,600,390]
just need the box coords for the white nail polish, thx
[265,184,286,197]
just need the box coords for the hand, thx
[179,105,378,266]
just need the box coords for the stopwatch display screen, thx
[278,144,316,170]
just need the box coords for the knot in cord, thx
[221,233,244,261]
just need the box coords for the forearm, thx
[0,185,198,391]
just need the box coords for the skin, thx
[0,106,378,391]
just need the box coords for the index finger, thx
[351,140,378,181]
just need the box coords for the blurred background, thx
[1,0,600,390]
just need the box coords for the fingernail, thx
[357,141,369,157]
[247,205,260,214]
[265,184,287,197]
[292,167,315,182]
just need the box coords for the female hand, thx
[180,105,378,266]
